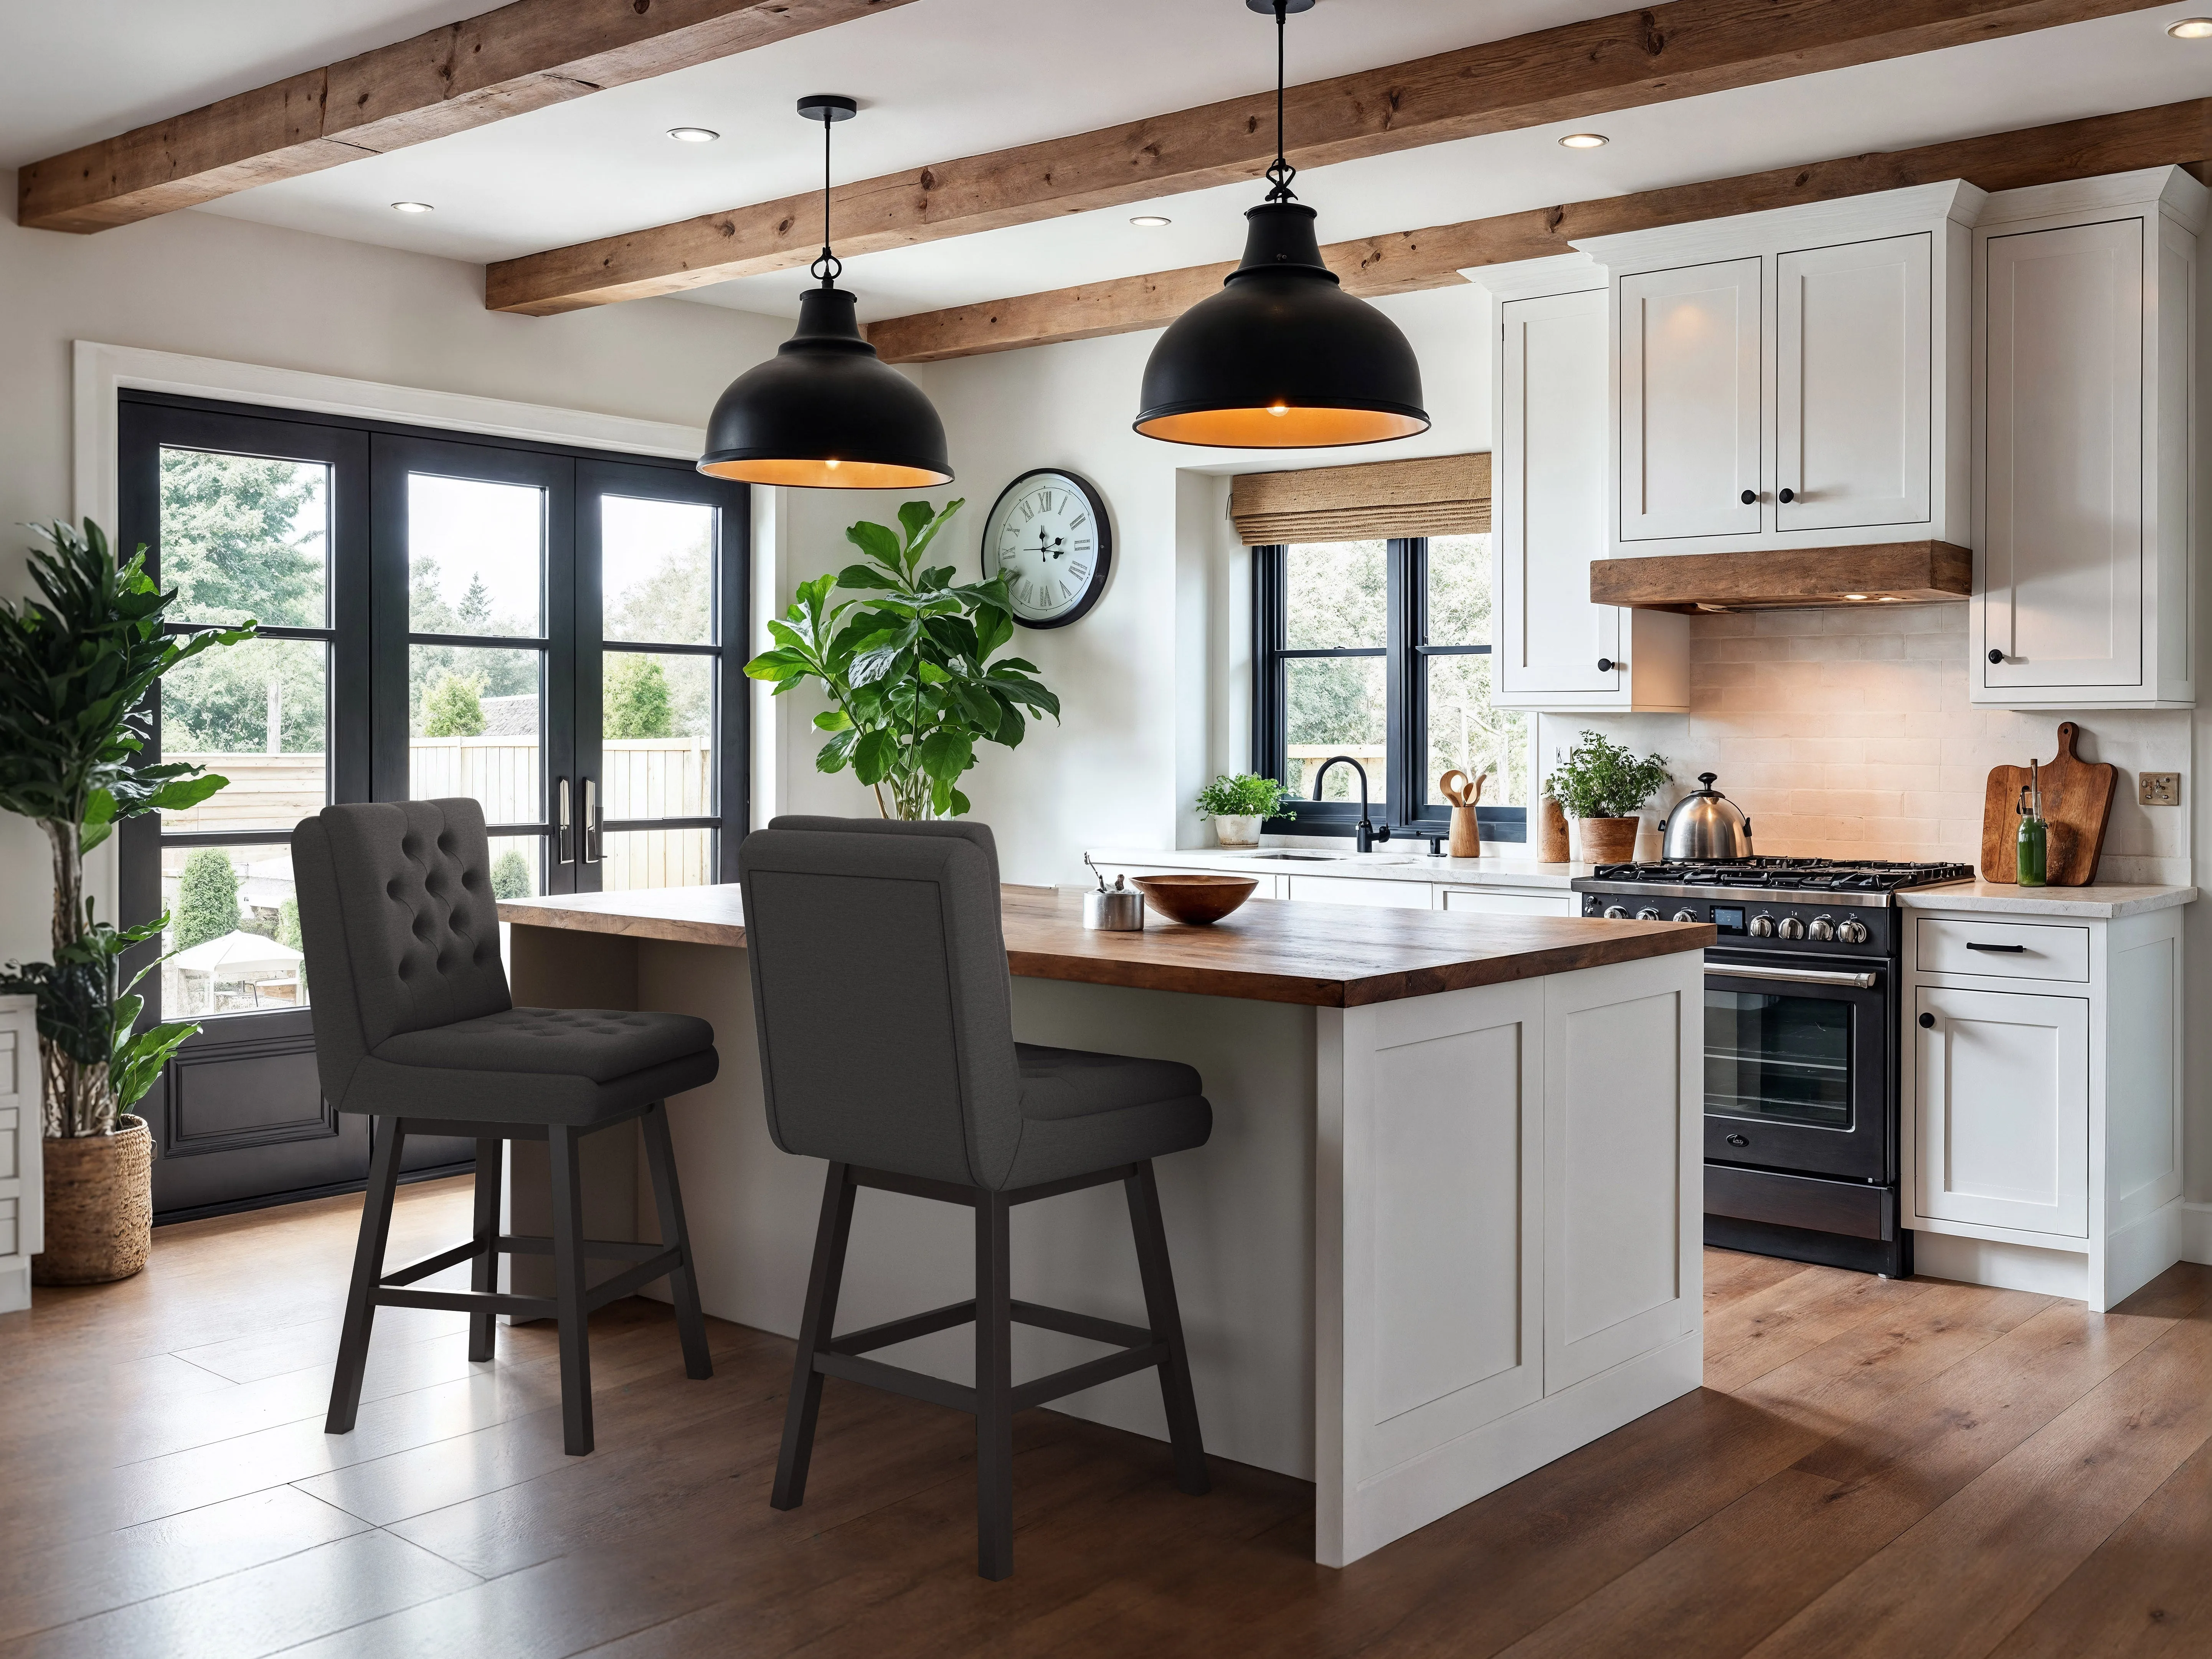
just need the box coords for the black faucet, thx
[1312,755,1392,853]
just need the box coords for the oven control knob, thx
[1748,915,1775,938]
[1603,905,1629,920]
[1777,916,1807,941]
[1636,907,1662,921]
[1807,917,1835,943]
[1672,908,1697,923]
[1837,919,1869,946]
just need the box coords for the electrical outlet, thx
[2140,772,2181,806]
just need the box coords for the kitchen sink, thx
[1245,851,1342,861]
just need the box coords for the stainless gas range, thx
[1573,857,1974,1276]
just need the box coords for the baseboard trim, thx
[0,1260,28,1316]
[153,1160,474,1228]
[2179,1202,2212,1265]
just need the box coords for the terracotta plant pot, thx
[1578,816,1643,865]
[1212,815,1264,848]
[32,1115,152,1286]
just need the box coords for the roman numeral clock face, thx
[982,469,1111,628]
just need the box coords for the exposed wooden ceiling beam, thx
[15,0,918,234]
[483,0,2167,315]
[863,97,2212,364]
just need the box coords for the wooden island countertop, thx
[499,884,1713,1008]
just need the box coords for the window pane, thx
[409,644,542,825]
[1286,656,1387,806]
[1425,653,1528,807]
[1425,534,1491,647]
[158,447,329,628]
[605,652,713,821]
[408,474,546,636]
[160,844,309,1019]
[159,637,329,832]
[1284,540,1386,649]
[604,496,714,645]
[601,827,713,891]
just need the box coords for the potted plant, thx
[0,520,253,1284]
[746,500,1059,819]
[1194,773,1297,847]
[1546,730,1670,865]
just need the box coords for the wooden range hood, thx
[1590,540,1971,612]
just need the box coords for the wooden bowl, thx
[1130,873,1258,925]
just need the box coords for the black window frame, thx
[1251,535,1526,844]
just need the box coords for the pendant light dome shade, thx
[1134,201,1428,448]
[698,286,952,488]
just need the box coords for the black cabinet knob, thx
[1596,657,1615,674]
[1919,1012,1936,1028]
[1988,648,2005,664]
[1778,487,1795,503]
[1725,1133,1749,1147]
[1739,489,1757,505]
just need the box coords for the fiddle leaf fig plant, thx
[746,500,1061,819]
[1547,729,1671,821]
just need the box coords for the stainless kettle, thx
[1662,773,1754,861]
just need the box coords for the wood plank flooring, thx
[2,1177,2207,1658]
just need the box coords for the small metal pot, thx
[1662,772,1754,861]
[1083,882,1146,931]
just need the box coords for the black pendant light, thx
[1135,0,1429,449]
[699,95,952,489]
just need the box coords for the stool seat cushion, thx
[376,1007,715,1082]
[1005,1043,1212,1190]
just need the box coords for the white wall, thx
[0,174,788,965]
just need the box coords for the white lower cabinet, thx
[1902,906,2184,1311]
[1441,886,1578,918]
[0,995,40,1314]
[1286,874,1434,909]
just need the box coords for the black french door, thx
[117,393,746,1220]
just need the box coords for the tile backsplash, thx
[1537,606,2191,884]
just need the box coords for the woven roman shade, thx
[1230,452,1491,545]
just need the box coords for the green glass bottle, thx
[2016,766,2048,888]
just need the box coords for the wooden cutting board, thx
[1979,722,2117,886]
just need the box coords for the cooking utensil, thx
[1662,773,1754,861]
[1129,873,1257,925]
[1439,769,1486,857]
[1979,722,2116,885]
[1082,854,1144,930]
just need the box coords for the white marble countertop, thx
[1086,845,1593,889]
[1898,881,2197,919]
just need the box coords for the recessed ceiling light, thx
[1131,215,1172,228]
[1876,595,1901,602]
[1842,593,1869,601]
[667,126,720,143]
[2168,17,2212,38]
[390,201,433,213]
[1558,132,1609,149]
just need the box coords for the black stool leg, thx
[548,1123,594,1456]
[467,1137,502,1363]
[641,1102,711,1380]
[327,1117,404,1434]
[1126,1160,1209,1496]
[976,1187,1015,1580]
[773,1162,855,1510]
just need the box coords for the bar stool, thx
[738,815,1212,1580]
[292,798,719,1456]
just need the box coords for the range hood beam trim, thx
[1590,540,1972,612]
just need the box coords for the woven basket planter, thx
[32,1116,152,1286]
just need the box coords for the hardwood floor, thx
[2,1177,2207,1657]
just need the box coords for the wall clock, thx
[981,468,1112,629]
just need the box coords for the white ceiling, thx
[5,0,2210,325]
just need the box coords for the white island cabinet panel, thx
[1618,257,1763,543]
[0,996,40,1314]
[1912,984,2088,1238]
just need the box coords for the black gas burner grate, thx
[1591,858,1975,892]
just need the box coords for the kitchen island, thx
[498,885,1713,1566]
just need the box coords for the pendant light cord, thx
[1264,0,1297,203]
[811,111,842,287]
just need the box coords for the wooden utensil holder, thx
[1449,805,1481,858]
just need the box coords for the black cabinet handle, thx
[1596,657,1616,674]
[1778,487,1795,503]
[1988,648,2006,664]
[1725,1133,1749,1147]
[1739,489,1757,505]
[1966,942,2027,954]
[1919,1012,1936,1028]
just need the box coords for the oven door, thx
[1703,952,1892,1182]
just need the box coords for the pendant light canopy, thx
[1135,0,1428,450]
[699,95,952,489]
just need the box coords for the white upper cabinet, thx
[1618,258,1763,543]
[1972,168,2203,709]
[1578,182,1979,560]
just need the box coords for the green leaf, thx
[853,727,898,786]
[845,520,903,570]
[743,650,810,682]
[815,729,858,773]
[917,728,973,784]
[812,709,852,731]
[834,564,900,592]
[903,497,963,564]
[949,788,971,817]
[955,683,1002,735]
[915,660,950,685]
[986,697,1025,749]
[897,500,936,545]
[972,605,1013,661]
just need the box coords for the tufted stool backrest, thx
[292,799,513,1106]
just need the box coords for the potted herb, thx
[1546,730,1670,865]
[1194,773,1297,848]
[0,521,253,1284]
[746,501,1059,818]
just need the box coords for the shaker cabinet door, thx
[1496,288,1618,700]
[1618,258,1763,543]
[1912,985,2088,1237]
[1775,234,1932,533]
[1979,218,2144,693]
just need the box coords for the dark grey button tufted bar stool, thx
[739,816,1212,1580]
[293,798,719,1456]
